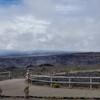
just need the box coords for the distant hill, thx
[0,50,68,57]
[0,52,100,68]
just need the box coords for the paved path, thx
[0,79,100,97]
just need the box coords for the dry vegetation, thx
[0,64,100,79]
[0,64,100,78]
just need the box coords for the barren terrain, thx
[0,79,100,98]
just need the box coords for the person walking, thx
[26,69,31,83]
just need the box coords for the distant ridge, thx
[0,52,100,68]
[0,50,73,58]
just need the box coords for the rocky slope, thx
[0,52,100,68]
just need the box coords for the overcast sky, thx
[0,0,100,52]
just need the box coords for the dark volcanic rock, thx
[0,52,100,68]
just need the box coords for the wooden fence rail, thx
[28,74,100,89]
[0,71,11,79]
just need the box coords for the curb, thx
[0,95,100,99]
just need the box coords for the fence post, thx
[90,77,92,89]
[8,71,11,79]
[50,76,53,87]
[69,78,71,88]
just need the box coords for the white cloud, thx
[0,15,50,50]
[0,0,100,51]
[55,4,83,13]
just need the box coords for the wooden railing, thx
[0,71,11,79]
[28,74,100,89]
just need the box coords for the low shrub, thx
[0,86,2,96]
[53,83,60,88]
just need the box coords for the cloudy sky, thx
[0,0,100,52]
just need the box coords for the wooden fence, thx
[0,71,11,79]
[28,74,100,89]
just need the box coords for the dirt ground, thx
[0,79,100,98]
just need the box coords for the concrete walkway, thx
[0,79,100,97]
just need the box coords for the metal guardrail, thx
[28,74,100,89]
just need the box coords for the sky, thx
[0,0,100,52]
